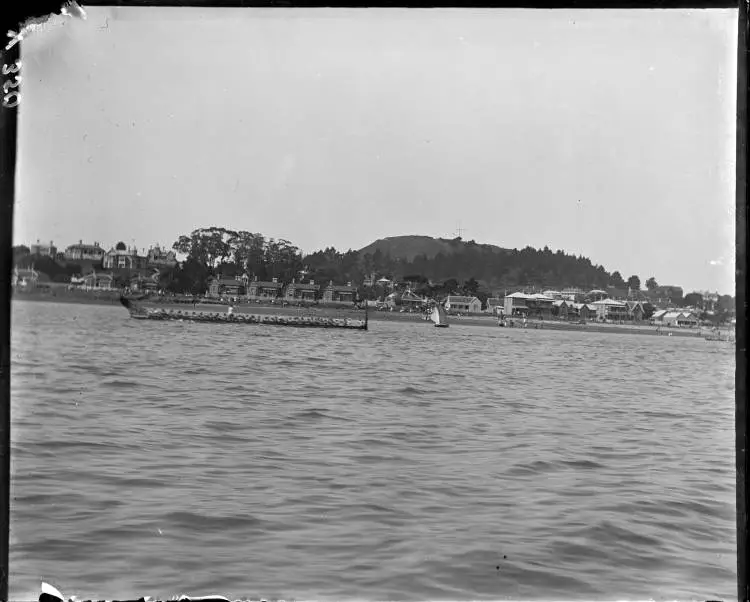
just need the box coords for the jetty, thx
[119,296,368,330]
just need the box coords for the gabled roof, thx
[287,282,319,290]
[66,243,103,251]
[251,280,283,288]
[210,277,245,286]
[552,300,568,307]
[445,295,480,303]
[401,290,422,300]
[591,298,626,306]
[325,282,355,291]
[572,303,596,311]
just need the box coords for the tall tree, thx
[610,271,626,288]
[645,276,658,290]
[627,275,641,291]
[172,227,237,271]
[683,292,704,308]
[463,277,480,295]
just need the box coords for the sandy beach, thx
[12,291,730,340]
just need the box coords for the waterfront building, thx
[64,241,105,262]
[625,301,645,322]
[651,309,700,328]
[76,271,114,291]
[376,277,393,291]
[590,298,629,321]
[207,276,246,298]
[399,290,424,309]
[444,295,482,314]
[587,289,609,302]
[129,269,162,293]
[552,299,570,319]
[504,292,554,319]
[285,279,319,301]
[146,245,178,268]
[247,276,283,300]
[12,266,44,288]
[504,292,530,317]
[29,240,57,258]
[486,297,504,315]
[560,287,584,301]
[102,245,147,270]
[569,302,595,321]
[322,281,356,303]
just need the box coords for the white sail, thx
[431,304,449,327]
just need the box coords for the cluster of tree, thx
[309,243,626,292]
[14,235,735,321]
[161,227,304,294]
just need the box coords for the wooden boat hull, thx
[119,296,368,330]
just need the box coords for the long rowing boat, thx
[119,296,368,330]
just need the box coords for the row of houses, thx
[23,240,178,269]
[8,265,712,327]
[208,275,357,303]
[11,265,161,293]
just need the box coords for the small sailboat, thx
[431,303,449,328]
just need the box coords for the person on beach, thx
[227,304,234,317]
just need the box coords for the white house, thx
[590,298,629,321]
[103,246,146,270]
[64,241,105,262]
[652,310,699,327]
[444,295,482,314]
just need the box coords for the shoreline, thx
[12,292,733,339]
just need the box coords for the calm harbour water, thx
[10,300,737,601]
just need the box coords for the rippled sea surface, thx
[10,300,737,601]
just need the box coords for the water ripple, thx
[9,300,737,601]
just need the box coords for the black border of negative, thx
[0,1,746,601]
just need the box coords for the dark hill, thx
[358,235,507,261]
[351,234,613,292]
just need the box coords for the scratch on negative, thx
[5,1,87,51]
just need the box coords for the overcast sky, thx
[15,7,737,294]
